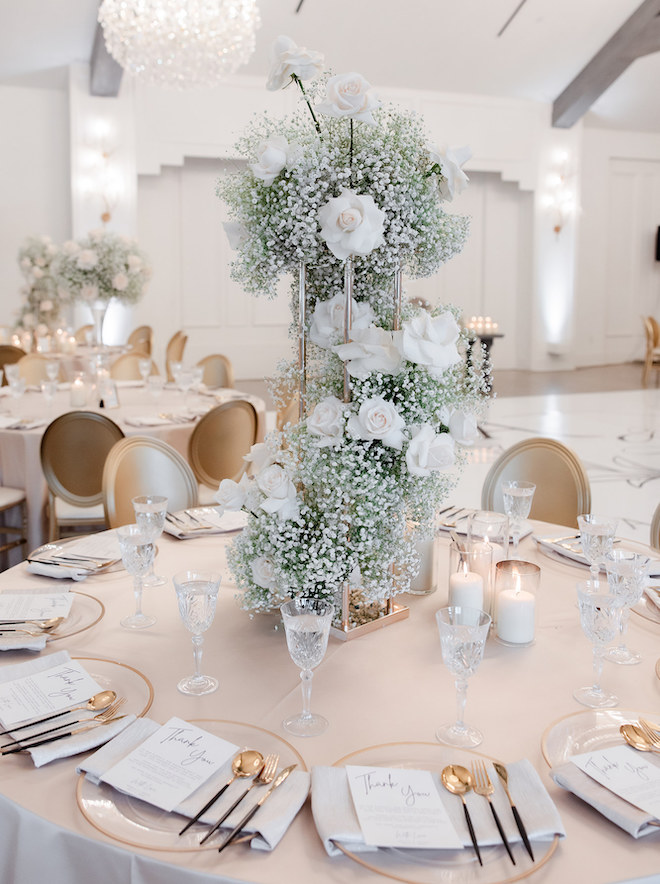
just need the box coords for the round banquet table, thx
[0,523,659,884]
[0,382,266,557]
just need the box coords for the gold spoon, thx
[441,764,482,866]
[0,689,117,737]
[620,724,660,754]
[0,616,65,630]
[179,749,264,836]
[0,617,66,637]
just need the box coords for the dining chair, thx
[73,324,94,344]
[17,353,65,385]
[40,411,125,541]
[0,485,28,561]
[126,324,153,356]
[102,436,199,528]
[651,502,660,551]
[0,344,26,386]
[195,353,234,389]
[642,316,660,387]
[480,436,591,529]
[188,400,258,503]
[165,330,188,382]
[109,353,160,381]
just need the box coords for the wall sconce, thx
[78,119,122,225]
[542,150,576,237]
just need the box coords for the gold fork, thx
[471,761,516,865]
[638,719,660,748]
[0,697,126,749]
[200,752,280,845]
[439,508,468,528]
[1,711,128,755]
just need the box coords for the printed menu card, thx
[100,717,239,812]
[0,592,74,622]
[346,765,463,849]
[571,746,660,818]
[0,659,101,726]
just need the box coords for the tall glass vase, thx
[91,300,108,347]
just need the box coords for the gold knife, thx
[216,764,297,853]
[1,715,127,755]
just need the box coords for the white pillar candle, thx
[70,376,87,407]
[496,587,535,644]
[449,567,483,609]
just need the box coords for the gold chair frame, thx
[643,316,660,387]
[0,344,26,385]
[0,486,28,560]
[17,353,65,385]
[127,325,152,356]
[102,435,198,528]
[188,400,258,489]
[74,324,94,344]
[40,411,125,540]
[481,436,591,529]
[196,353,234,389]
[109,353,160,381]
[165,331,188,382]
[651,502,660,551]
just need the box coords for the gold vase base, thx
[330,602,409,642]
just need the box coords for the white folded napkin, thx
[25,562,88,581]
[0,416,46,430]
[79,717,310,850]
[123,415,174,427]
[0,650,135,767]
[312,760,564,857]
[0,633,46,652]
[163,509,248,539]
[644,587,660,612]
[550,761,660,838]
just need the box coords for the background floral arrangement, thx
[51,228,151,306]
[216,37,491,619]
[14,235,62,334]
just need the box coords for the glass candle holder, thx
[494,560,540,647]
[467,511,509,565]
[409,533,437,596]
[448,540,493,613]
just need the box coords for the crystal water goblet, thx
[281,597,334,737]
[40,378,57,415]
[435,606,491,747]
[501,480,536,553]
[3,364,20,385]
[8,377,26,415]
[574,580,622,707]
[173,570,221,695]
[45,360,60,382]
[578,514,618,583]
[170,361,183,386]
[605,551,649,665]
[117,524,156,629]
[177,368,195,411]
[131,495,168,587]
[138,357,152,386]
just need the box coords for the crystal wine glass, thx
[173,570,221,695]
[574,580,622,707]
[435,605,491,747]
[116,524,156,629]
[578,514,618,583]
[8,377,26,415]
[281,597,334,737]
[3,364,20,385]
[177,368,195,412]
[501,480,536,554]
[138,357,152,387]
[132,494,168,587]
[605,551,649,665]
[45,360,60,382]
[40,379,57,415]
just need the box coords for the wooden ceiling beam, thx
[552,0,660,128]
[89,22,123,97]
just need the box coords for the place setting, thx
[0,588,104,650]
[26,529,123,580]
[163,507,248,539]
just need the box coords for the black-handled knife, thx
[486,801,515,864]
[493,761,534,862]
[0,716,126,755]
[217,764,297,854]
[179,779,233,836]
[461,800,482,866]
[199,783,257,844]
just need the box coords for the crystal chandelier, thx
[98,0,261,88]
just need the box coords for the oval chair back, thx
[165,331,188,382]
[651,502,660,551]
[17,353,65,385]
[481,437,591,529]
[188,399,258,489]
[196,354,234,389]
[127,325,152,356]
[109,353,159,381]
[103,435,198,528]
[0,345,26,385]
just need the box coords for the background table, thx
[0,382,266,556]
[0,523,659,884]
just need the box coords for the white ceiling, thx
[1,0,659,131]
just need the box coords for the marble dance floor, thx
[451,387,660,546]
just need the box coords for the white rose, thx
[46,243,57,257]
[256,463,292,499]
[318,189,385,260]
[347,396,405,450]
[448,410,479,445]
[40,300,53,312]
[428,144,472,201]
[249,136,294,186]
[80,283,99,302]
[127,254,143,272]
[394,311,461,378]
[266,35,324,91]
[112,272,129,291]
[89,228,105,242]
[35,257,46,267]
[309,293,375,348]
[20,258,32,271]
[334,326,402,378]
[215,478,246,513]
[76,249,98,271]
[32,267,44,279]
[62,240,80,255]
[317,73,381,125]
[251,555,277,590]
[307,396,345,447]
[222,221,248,251]
[406,425,455,477]
[244,442,274,475]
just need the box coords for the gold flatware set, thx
[620,717,660,754]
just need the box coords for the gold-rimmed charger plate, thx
[332,742,558,884]
[28,538,122,574]
[72,656,154,719]
[541,708,660,768]
[632,590,660,626]
[48,591,105,641]
[76,719,306,852]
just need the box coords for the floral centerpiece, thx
[216,37,491,624]
[51,228,151,307]
[15,235,62,335]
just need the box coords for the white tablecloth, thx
[0,384,266,559]
[0,524,659,883]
